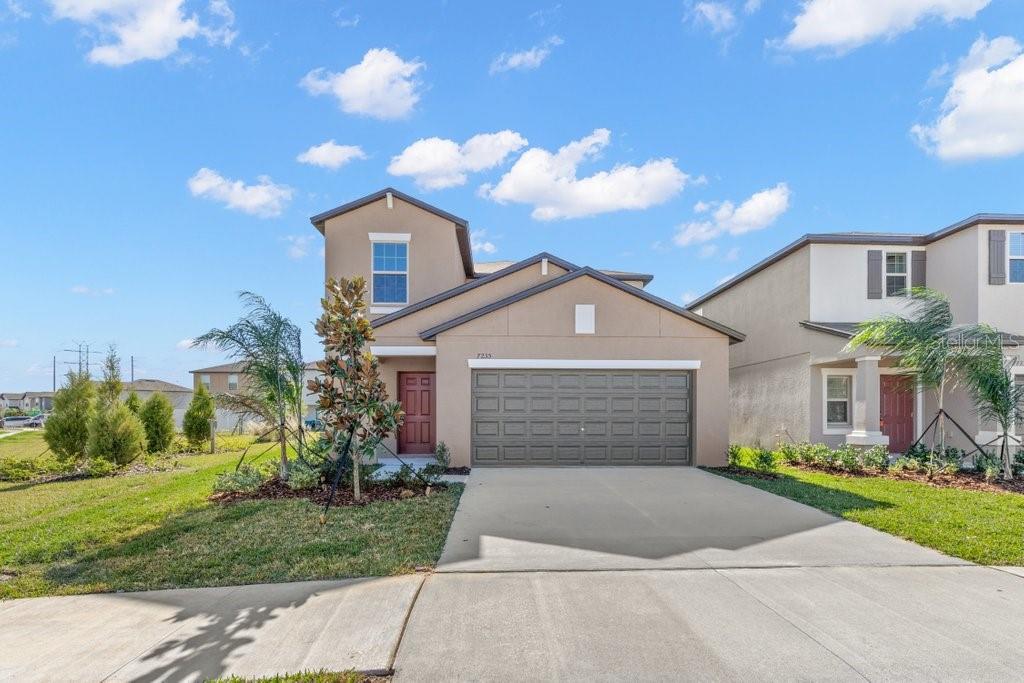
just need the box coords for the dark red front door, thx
[880,375,915,453]
[398,372,435,454]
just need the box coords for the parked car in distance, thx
[26,413,48,427]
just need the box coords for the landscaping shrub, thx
[140,392,175,453]
[43,371,96,462]
[861,445,889,471]
[125,391,142,416]
[286,459,322,490]
[752,447,776,473]
[422,441,452,482]
[727,443,742,467]
[213,465,267,494]
[86,402,147,467]
[834,444,862,472]
[183,384,215,448]
[84,457,120,478]
[775,442,799,465]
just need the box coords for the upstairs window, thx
[227,374,239,391]
[826,375,852,427]
[200,374,211,391]
[885,252,907,296]
[372,242,408,304]
[1010,233,1024,283]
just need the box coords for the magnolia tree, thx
[309,277,404,501]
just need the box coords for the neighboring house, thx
[1,392,53,412]
[121,379,193,428]
[309,187,743,468]
[688,214,1024,453]
[189,361,321,427]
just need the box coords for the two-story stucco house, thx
[688,214,1024,453]
[311,188,744,468]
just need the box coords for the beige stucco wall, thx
[974,222,1024,334]
[372,261,569,344]
[193,371,249,396]
[426,275,731,468]
[322,194,468,309]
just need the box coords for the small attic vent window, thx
[575,304,595,334]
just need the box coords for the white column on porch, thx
[847,355,889,447]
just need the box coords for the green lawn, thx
[0,443,463,599]
[709,465,1024,565]
[0,430,49,459]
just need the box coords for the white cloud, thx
[912,35,1024,161]
[724,246,740,261]
[70,285,115,296]
[300,48,424,120]
[284,235,315,260]
[48,0,236,67]
[480,128,689,221]
[743,0,763,13]
[674,183,791,246]
[175,338,195,350]
[4,0,30,20]
[490,35,563,74]
[0,338,17,348]
[681,291,697,305]
[698,244,718,259]
[333,8,359,28]
[388,130,528,190]
[187,168,293,217]
[470,229,497,254]
[297,140,367,170]
[691,2,736,34]
[716,273,738,286]
[781,0,990,53]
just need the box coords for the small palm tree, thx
[962,344,1023,480]
[846,288,986,456]
[195,292,306,479]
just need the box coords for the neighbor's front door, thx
[398,372,435,454]
[880,374,915,454]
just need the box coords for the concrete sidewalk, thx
[393,566,1024,682]
[0,577,422,682]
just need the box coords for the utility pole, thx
[52,356,56,392]
[130,355,134,384]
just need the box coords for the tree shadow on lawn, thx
[709,467,896,519]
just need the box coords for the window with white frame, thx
[1009,233,1024,284]
[885,252,908,296]
[372,242,408,304]
[200,374,211,391]
[227,374,238,391]
[826,375,852,427]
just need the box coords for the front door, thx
[880,375,915,453]
[398,372,435,454]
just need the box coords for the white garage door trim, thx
[467,359,702,370]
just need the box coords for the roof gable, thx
[420,267,745,342]
[310,188,474,278]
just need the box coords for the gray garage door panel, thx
[471,369,692,466]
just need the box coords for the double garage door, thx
[471,369,692,466]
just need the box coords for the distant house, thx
[1,391,54,413]
[189,361,321,427]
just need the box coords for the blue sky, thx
[3,0,1024,391]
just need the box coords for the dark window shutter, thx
[990,230,1006,285]
[911,251,926,289]
[867,250,883,299]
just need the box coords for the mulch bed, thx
[712,465,779,480]
[785,462,1024,495]
[211,478,448,506]
[444,466,471,475]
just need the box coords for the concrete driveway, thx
[435,467,963,571]
[393,467,1024,681]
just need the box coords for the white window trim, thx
[200,374,211,389]
[822,369,855,434]
[370,238,410,307]
[227,374,239,391]
[1007,231,1024,284]
[883,250,909,298]
[466,359,701,369]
